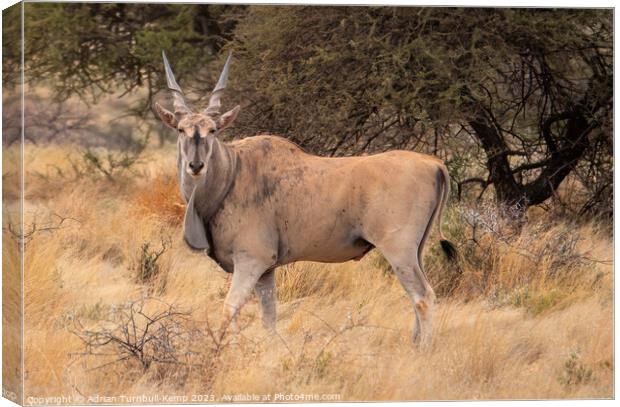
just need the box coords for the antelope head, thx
[154,51,240,178]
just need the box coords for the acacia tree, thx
[3,2,244,145]
[230,7,612,214]
[7,3,243,109]
[454,10,612,209]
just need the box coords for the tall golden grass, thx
[3,143,23,403]
[5,143,613,402]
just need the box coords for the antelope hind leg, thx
[379,245,436,345]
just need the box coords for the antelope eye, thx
[209,129,216,134]
[178,128,185,134]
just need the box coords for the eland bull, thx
[154,51,457,343]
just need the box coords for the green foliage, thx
[510,287,565,316]
[229,7,612,213]
[231,8,609,150]
[79,126,149,181]
[2,4,22,85]
[559,350,593,387]
[314,351,333,378]
[19,3,243,111]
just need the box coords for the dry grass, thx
[5,143,613,403]
[129,172,185,225]
[3,144,23,403]
[2,229,22,403]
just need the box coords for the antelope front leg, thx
[222,256,269,334]
[255,269,277,330]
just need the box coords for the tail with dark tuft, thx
[440,239,458,262]
[436,165,459,263]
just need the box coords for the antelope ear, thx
[183,188,210,251]
[154,102,178,129]
[216,105,241,131]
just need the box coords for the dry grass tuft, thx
[130,172,184,225]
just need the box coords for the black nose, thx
[189,161,204,174]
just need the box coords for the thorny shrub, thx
[81,139,148,182]
[70,298,234,388]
